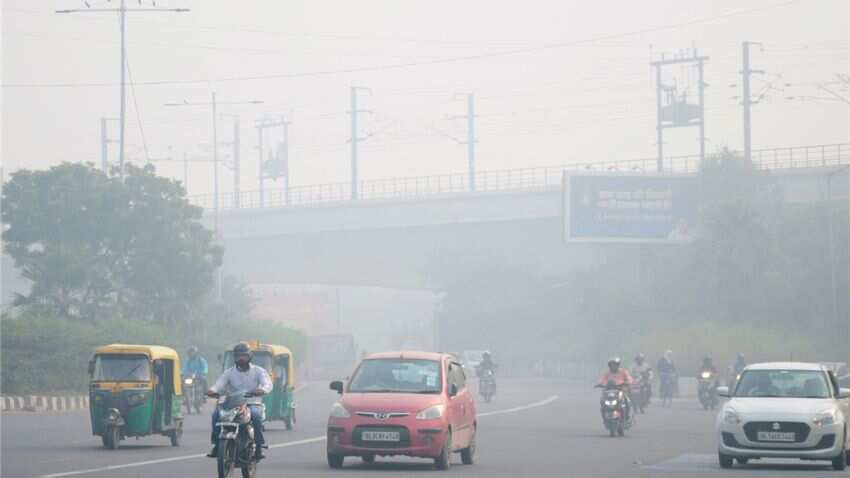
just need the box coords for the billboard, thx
[563,173,700,243]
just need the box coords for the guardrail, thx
[189,143,850,212]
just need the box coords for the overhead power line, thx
[6,0,800,89]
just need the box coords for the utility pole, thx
[255,117,289,207]
[448,93,478,191]
[57,2,189,181]
[282,121,290,206]
[465,94,477,191]
[100,117,118,173]
[742,41,764,162]
[650,49,709,171]
[349,86,372,200]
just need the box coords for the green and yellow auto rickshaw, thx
[260,343,297,430]
[221,341,296,429]
[88,344,183,449]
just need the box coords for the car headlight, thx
[416,405,445,420]
[723,409,741,425]
[329,402,351,418]
[814,409,839,427]
[184,378,193,385]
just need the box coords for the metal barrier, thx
[190,143,850,212]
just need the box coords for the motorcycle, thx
[212,392,263,478]
[478,369,496,403]
[631,370,652,414]
[697,370,719,410]
[596,382,632,437]
[183,374,206,415]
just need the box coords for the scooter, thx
[631,370,652,414]
[596,381,632,437]
[698,370,719,410]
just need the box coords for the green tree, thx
[2,163,222,323]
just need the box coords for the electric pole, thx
[742,41,764,162]
[650,49,709,171]
[447,93,478,191]
[100,118,118,173]
[349,86,372,200]
[57,2,189,181]
[233,116,241,208]
[282,121,290,206]
[255,117,289,207]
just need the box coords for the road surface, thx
[3,378,847,477]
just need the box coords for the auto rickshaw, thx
[88,344,184,449]
[221,341,296,429]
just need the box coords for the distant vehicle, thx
[460,350,487,377]
[716,362,850,470]
[698,369,719,411]
[326,351,477,470]
[305,334,357,380]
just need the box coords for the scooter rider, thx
[182,346,209,389]
[206,343,273,460]
[598,357,633,421]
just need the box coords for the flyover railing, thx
[189,143,850,212]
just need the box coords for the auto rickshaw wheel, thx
[169,421,183,447]
[102,426,120,450]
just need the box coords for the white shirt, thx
[210,364,273,404]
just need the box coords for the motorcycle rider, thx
[182,346,209,390]
[206,343,273,460]
[631,353,652,403]
[656,350,677,406]
[733,353,747,375]
[476,352,497,394]
[597,357,633,421]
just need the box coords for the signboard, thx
[563,172,700,243]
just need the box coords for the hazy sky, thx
[2,0,848,197]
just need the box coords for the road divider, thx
[1,395,89,412]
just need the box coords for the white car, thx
[717,362,850,471]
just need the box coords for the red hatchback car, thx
[326,351,477,470]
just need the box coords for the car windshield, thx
[93,354,151,382]
[349,359,442,394]
[735,370,832,398]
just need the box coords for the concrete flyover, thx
[213,163,849,288]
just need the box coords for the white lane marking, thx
[477,395,559,417]
[38,436,327,478]
[39,394,556,477]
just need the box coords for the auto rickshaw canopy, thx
[259,343,296,388]
[93,344,182,393]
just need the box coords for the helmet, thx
[635,353,645,364]
[607,357,621,372]
[703,355,713,365]
[233,343,253,369]
[483,351,491,359]
[188,346,199,357]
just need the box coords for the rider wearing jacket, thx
[182,346,209,389]
[598,357,633,420]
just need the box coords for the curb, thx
[1,395,89,412]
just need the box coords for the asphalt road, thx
[3,378,848,478]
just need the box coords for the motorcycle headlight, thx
[184,378,193,385]
[813,409,839,427]
[723,409,741,425]
[329,402,351,418]
[219,409,239,422]
[604,400,618,407]
[416,405,445,420]
[701,372,711,379]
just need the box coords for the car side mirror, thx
[717,386,730,398]
[449,383,458,397]
[839,388,850,399]
[330,381,344,395]
[88,360,95,376]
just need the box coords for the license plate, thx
[361,431,400,442]
[757,431,796,442]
